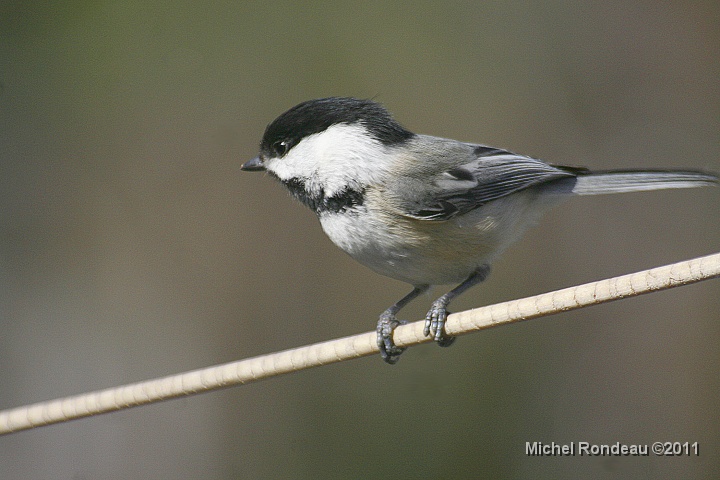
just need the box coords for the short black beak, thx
[241,156,265,172]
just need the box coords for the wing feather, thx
[404,146,578,220]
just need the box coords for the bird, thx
[241,97,718,364]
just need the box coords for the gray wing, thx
[402,146,582,220]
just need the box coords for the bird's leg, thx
[377,285,429,364]
[424,265,491,347]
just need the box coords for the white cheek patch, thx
[266,123,396,196]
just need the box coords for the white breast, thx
[318,188,563,286]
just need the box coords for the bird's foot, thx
[423,300,456,347]
[377,313,407,364]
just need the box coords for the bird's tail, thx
[571,170,718,195]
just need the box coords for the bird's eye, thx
[273,140,289,157]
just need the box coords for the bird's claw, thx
[377,314,407,364]
[424,301,456,347]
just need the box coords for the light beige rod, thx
[2,252,719,435]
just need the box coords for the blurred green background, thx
[1,1,719,478]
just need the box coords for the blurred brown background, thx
[1,1,719,478]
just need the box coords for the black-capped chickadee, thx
[242,97,718,364]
